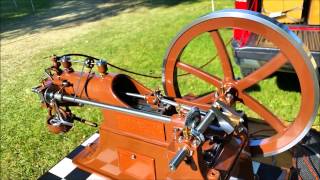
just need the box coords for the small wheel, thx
[162,9,319,157]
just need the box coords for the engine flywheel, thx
[162,9,319,157]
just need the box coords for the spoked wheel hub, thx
[209,82,238,106]
[162,9,319,157]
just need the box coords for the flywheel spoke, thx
[210,30,234,81]
[239,92,286,133]
[236,52,287,91]
[192,92,215,103]
[163,10,319,156]
[177,62,221,88]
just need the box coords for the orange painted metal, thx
[162,13,319,156]
[74,129,203,179]
[44,67,248,179]
[118,149,156,180]
[32,9,318,179]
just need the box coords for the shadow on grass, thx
[1,0,199,41]
[243,71,302,93]
[245,84,261,93]
[276,72,301,92]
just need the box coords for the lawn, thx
[1,0,319,179]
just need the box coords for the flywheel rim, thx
[162,9,319,157]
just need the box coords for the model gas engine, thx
[32,10,319,179]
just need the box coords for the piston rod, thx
[50,93,171,123]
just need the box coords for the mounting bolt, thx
[192,139,201,148]
[131,154,136,160]
[207,169,220,179]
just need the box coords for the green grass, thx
[1,0,319,179]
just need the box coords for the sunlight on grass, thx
[1,1,219,178]
[177,32,222,96]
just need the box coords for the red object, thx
[234,0,258,46]
[234,0,250,43]
[233,0,320,46]
[289,26,320,31]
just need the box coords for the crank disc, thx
[162,9,319,157]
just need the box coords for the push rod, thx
[125,92,207,116]
[51,93,171,123]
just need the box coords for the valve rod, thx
[50,93,171,123]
